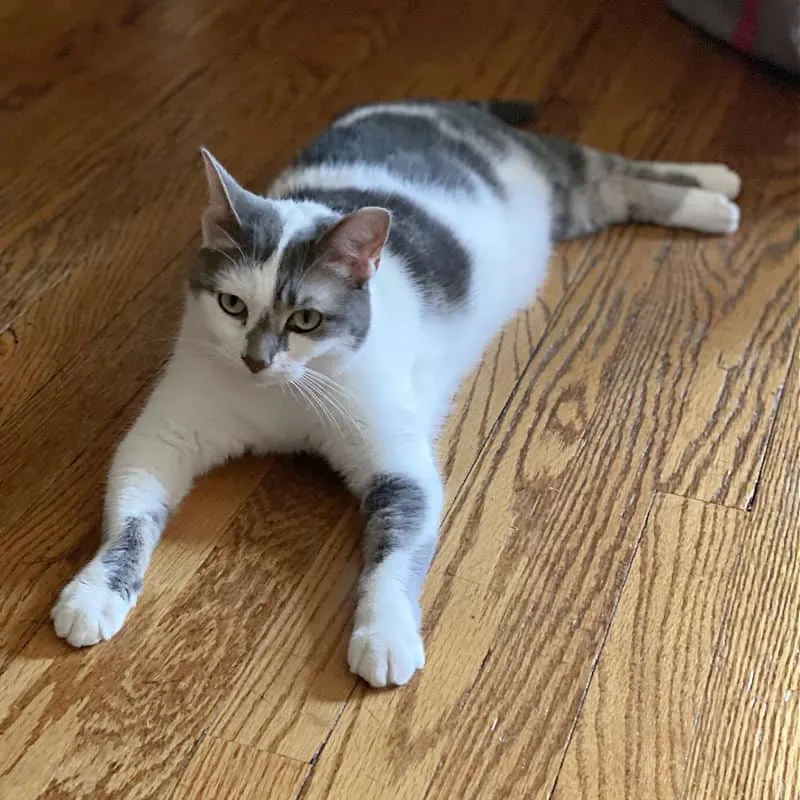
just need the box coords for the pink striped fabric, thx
[731,0,764,52]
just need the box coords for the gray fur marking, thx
[234,202,284,262]
[302,109,504,195]
[189,247,232,293]
[103,508,165,601]
[361,474,427,567]
[245,317,287,366]
[275,221,372,348]
[189,202,283,293]
[504,129,704,240]
[281,186,471,308]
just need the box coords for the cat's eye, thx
[287,308,323,333]
[218,293,247,318]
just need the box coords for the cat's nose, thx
[242,354,268,374]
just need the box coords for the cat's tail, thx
[466,99,538,126]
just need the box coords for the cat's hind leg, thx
[520,134,742,240]
[614,178,740,234]
[626,161,741,199]
[552,171,741,240]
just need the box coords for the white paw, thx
[691,164,742,200]
[348,598,425,688]
[702,193,741,234]
[52,568,134,647]
[674,190,740,235]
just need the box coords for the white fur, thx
[52,559,133,646]
[643,162,742,199]
[667,188,740,234]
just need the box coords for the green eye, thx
[287,308,323,333]
[218,293,247,318]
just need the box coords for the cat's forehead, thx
[225,202,337,304]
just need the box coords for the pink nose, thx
[242,354,268,373]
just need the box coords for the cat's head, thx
[187,149,390,383]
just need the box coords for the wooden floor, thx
[1,0,798,797]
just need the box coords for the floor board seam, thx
[547,491,659,799]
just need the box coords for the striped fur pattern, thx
[52,99,742,688]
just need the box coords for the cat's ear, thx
[200,148,248,248]
[318,207,391,285]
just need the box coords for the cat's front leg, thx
[347,433,443,688]
[51,369,234,647]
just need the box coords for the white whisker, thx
[299,370,363,435]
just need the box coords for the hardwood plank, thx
[0,0,302,258]
[659,129,800,508]
[173,740,308,800]
[301,572,523,800]
[212,509,361,762]
[0,459,350,799]
[681,348,800,799]
[553,494,745,799]
[0,265,183,535]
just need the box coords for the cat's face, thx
[188,151,390,384]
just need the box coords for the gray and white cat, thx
[52,99,741,687]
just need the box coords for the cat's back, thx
[269,100,543,201]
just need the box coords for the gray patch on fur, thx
[232,201,284,262]
[189,202,283,293]
[245,316,287,366]
[189,248,231,293]
[274,217,338,307]
[281,187,471,308]
[301,109,503,195]
[503,130,705,240]
[626,165,702,188]
[275,220,372,348]
[509,130,593,186]
[361,474,427,566]
[103,508,165,601]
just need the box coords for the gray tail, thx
[467,99,537,126]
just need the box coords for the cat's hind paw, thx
[348,602,425,688]
[52,563,134,647]
[686,164,742,199]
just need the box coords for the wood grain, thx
[0,460,351,799]
[553,494,746,799]
[172,740,308,799]
[682,350,800,799]
[0,0,797,798]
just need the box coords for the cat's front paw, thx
[348,597,425,688]
[52,563,135,647]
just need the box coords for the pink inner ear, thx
[323,207,391,283]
